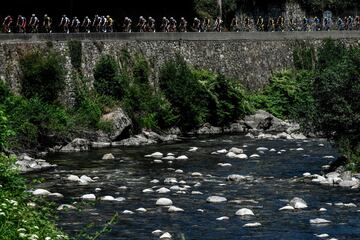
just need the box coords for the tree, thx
[313,41,360,170]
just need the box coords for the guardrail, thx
[0,31,360,42]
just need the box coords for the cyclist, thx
[201,17,210,32]
[302,16,308,31]
[355,16,360,30]
[347,16,353,30]
[71,16,80,33]
[43,14,52,33]
[337,17,344,31]
[123,17,132,32]
[256,16,264,31]
[2,15,13,33]
[148,17,155,32]
[106,15,114,32]
[29,14,39,33]
[179,17,187,32]
[192,17,201,32]
[82,16,91,33]
[169,17,177,32]
[214,17,223,32]
[160,17,169,32]
[59,15,70,33]
[244,17,250,32]
[230,17,239,32]
[16,15,27,33]
[92,15,101,32]
[137,16,146,32]
[100,16,107,32]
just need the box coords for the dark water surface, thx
[29,135,360,240]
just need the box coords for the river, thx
[28,135,360,239]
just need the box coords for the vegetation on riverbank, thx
[0,109,67,239]
[252,39,360,171]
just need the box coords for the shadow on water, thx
[28,134,360,240]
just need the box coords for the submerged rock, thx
[310,218,331,224]
[159,232,172,240]
[152,230,163,236]
[226,174,253,182]
[114,134,157,146]
[136,208,147,212]
[229,147,243,154]
[102,153,115,160]
[16,154,57,173]
[176,155,188,160]
[290,197,308,209]
[156,187,171,194]
[235,208,254,216]
[156,198,173,206]
[196,123,222,135]
[207,196,227,203]
[235,154,248,159]
[60,138,91,152]
[279,205,295,211]
[57,204,76,211]
[32,189,51,196]
[189,147,199,152]
[100,196,125,202]
[168,206,184,212]
[243,222,261,227]
[67,174,81,182]
[164,178,177,184]
[122,210,134,214]
[81,194,96,200]
[91,142,111,148]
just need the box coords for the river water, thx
[29,135,360,240]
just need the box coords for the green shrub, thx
[316,39,346,71]
[74,77,119,130]
[159,55,210,131]
[313,45,360,170]
[200,72,252,126]
[97,120,114,134]
[0,81,11,103]
[20,51,65,103]
[68,40,82,71]
[2,95,72,149]
[94,55,123,99]
[251,70,315,122]
[132,54,150,84]
[0,108,13,152]
[0,154,68,240]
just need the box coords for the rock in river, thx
[235,208,254,216]
[310,218,331,224]
[243,222,261,227]
[32,189,51,196]
[290,197,308,209]
[60,138,90,152]
[81,194,96,201]
[159,232,172,240]
[207,196,227,203]
[156,198,173,206]
[168,206,184,212]
[102,153,115,160]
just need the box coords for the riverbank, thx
[14,109,305,172]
